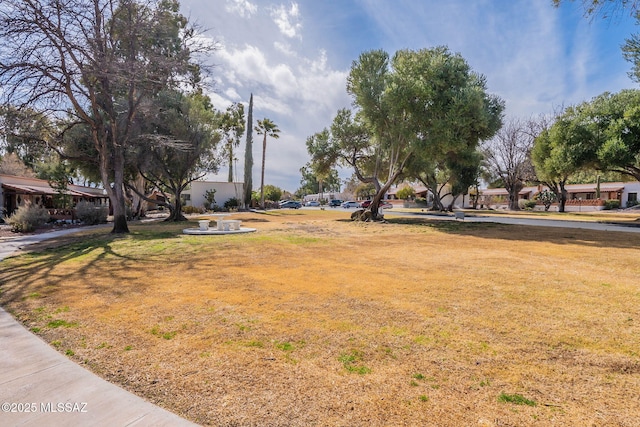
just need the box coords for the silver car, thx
[341,201,361,208]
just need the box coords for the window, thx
[629,192,638,202]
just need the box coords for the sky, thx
[179,0,639,193]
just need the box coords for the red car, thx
[361,200,392,209]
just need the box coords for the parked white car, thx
[341,201,361,208]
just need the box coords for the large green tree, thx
[555,90,640,182]
[296,163,341,198]
[532,115,585,212]
[255,118,280,209]
[0,106,55,175]
[130,91,222,221]
[308,47,503,218]
[0,0,205,233]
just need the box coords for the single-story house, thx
[181,181,244,210]
[387,183,474,209]
[0,174,108,220]
[479,181,640,211]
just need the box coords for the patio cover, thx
[566,183,624,193]
[1,183,89,197]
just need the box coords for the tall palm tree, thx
[255,118,280,209]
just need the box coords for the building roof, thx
[2,182,88,197]
[0,174,106,198]
[480,186,537,196]
[562,183,624,193]
[479,182,629,196]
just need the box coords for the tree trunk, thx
[228,142,234,182]
[559,183,567,213]
[431,191,445,211]
[165,193,187,221]
[506,181,523,211]
[99,141,129,234]
[128,173,148,219]
[447,195,459,211]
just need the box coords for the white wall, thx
[622,181,640,208]
[183,181,244,209]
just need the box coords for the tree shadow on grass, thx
[381,217,640,250]
[0,222,207,306]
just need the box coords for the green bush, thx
[75,201,108,225]
[524,200,537,210]
[396,186,416,200]
[224,197,239,209]
[627,199,639,208]
[6,203,50,232]
[603,200,621,210]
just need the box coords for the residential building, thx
[0,174,108,220]
[479,181,640,211]
[181,181,244,210]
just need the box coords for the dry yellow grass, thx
[1,210,639,426]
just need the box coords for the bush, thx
[182,205,204,214]
[396,186,416,200]
[603,200,621,210]
[6,203,50,232]
[523,200,537,210]
[627,199,639,208]
[224,197,239,210]
[75,201,108,225]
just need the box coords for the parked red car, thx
[361,200,392,209]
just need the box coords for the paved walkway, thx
[0,227,198,427]
[386,210,640,233]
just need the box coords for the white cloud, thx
[225,0,258,18]
[224,87,242,100]
[187,0,637,192]
[203,37,350,190]
[270,2,302,39]
[274,41,296,56]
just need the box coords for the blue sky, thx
[180,0,639,193]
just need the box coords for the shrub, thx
[75,201,108,225]
[518,199,537,210]
[536,189,556,211]
[396,186,416,200]
[627,199,639,208]
[224,197,239,210]
[603,200,621,210]
[6,203,50,232]
[182,205,204,214]
[204,189,217,209]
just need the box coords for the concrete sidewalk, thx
[0,227,198,427]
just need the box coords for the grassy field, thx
[1,210,639,426]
